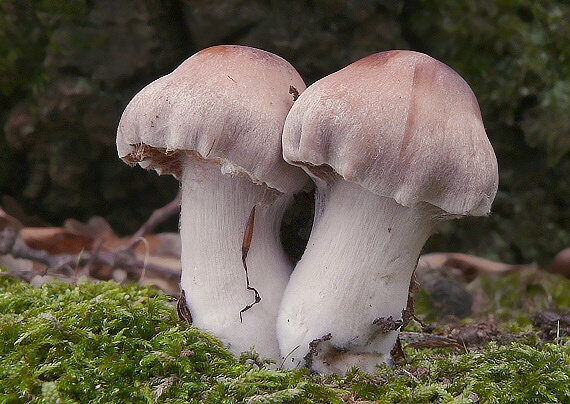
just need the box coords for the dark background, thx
[1,0,569,266]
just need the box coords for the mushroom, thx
[117,45,309,360]
[277,50,498,374]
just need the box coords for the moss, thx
[0,275,330,402]
[1,271,568,402]
[343,343,570,403]
[415,267,570,323]
[473,267,570,322]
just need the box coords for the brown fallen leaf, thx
[64,216,116,242]
[19,227,94,255]
[65,216,181,258]
[417,252,522,282]
[0,193,182,294]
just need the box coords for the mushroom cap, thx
[282,50,499,216]
[117,45,309,194]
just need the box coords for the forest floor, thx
[0,204,569,402]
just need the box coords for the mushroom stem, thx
[179,155,292,361]
[277,178,439,374]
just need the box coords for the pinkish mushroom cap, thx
[283,50,498,216]
[118,44,308,195]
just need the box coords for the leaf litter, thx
[0,195,569,402]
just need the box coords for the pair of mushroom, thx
[117,45,498,374]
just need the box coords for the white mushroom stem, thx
[277,178,440,374]
[178,155,293,361]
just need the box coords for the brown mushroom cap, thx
[117,45,309,194]
[283,50,498,216]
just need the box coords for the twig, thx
[78,238,105,279]
[0,227,179,280]
[399,331,466,352]
[0,193,183,284]
[126,191,181,250]
[133,236,150,283]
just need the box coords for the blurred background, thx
[1,0,569,267]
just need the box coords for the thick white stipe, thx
[179,156,293,361]
[277,179,438,374]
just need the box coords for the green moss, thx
[0,275,328,403]
[343,342,570,403]
[1,273,568,403]
[415,267,570,323]
[474,267,570,322]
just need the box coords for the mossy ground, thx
[0,270,568,403]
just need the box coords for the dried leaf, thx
[418,252,521,282]
[177,290,192,325]
[19,227,94,255]
[240,206,261,322]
